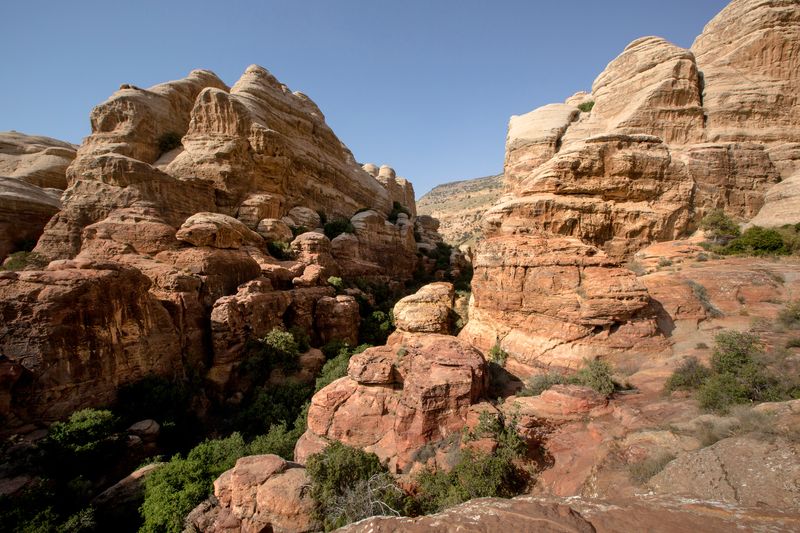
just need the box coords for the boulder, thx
[256,218,293,242]
[459,235,666,371]
[314,295,360,346]
[0,262,181,425]
[176,212,264,249]
[649,436,800,511]
[393,282,455,334]
[185,454,319,533]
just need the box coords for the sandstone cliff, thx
[461,0,800,372]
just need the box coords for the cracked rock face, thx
[648,435,800,511]
[459,234,666,368]
[294,331,488,473]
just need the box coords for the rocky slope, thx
[417,174,503,249]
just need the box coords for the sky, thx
[1,0,729,197]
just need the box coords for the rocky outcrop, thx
[330,209,417,280]
[459,235,666,369]
[76,69,228,165]
[0,132,76,261]
[462,0,797,376]
[691,0,800,155]
[649,436,800,511]
[166,65,390,216]
[0,178,61,261]
[185,454,319,533]
[0,65,443,430]
[0,131,76,189]
[314,295,360,346]
[338,495,800,532]
[0,261,181,424]
[294,332,488,473]
[364,163,417,216]
[417,174,503,248]
[176,212,264,249]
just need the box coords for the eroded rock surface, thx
[185,454,319,533]
[295,332,487,473]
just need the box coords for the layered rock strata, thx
[464,0,799,372]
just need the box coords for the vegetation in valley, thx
[518,358,618,397]
[664,329,800,412]
[699,210,800,256]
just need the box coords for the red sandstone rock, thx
[185,454,319,533]
[295,332,487,473]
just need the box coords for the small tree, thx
[306,442,404,531]
[700,210,740,244]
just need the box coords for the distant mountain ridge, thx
[417,173,503,248]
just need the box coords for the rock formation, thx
[0,132,77,261]
[294,328,489,473]
[0,65,438,428]
[185,454,319,533]
[337,494,800,532]
[462,0,800,374]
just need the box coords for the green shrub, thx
[360,310,393,346]
[1,251,48,271]
[248,422,303,460]
[723,226,788,256]
[48,409,118,455]
[658,257,673,267]
[306,442,401,531]
[664,357,711,392]
[156,132,182,154]
[316,210,328,225]
[786,337,800,348]
[686,280,723,318]
[327,276,344,291]
[240,328,301,382]
[574,358,615,395]
[415,413,527,514]
[315,344,370,392]
[698,373,752,412]
[232,380,312,437]
[289,325,311,353]
[321,339,350,360]
[291,225,310,237]
[711,331,762,375]
[488,341,508,367]
[700,210,740,244]
[388,201,411,224]
[116,375,189,424]
[518,373,567,396]
[140,434,249,533]
[695,330,790,412]
[266,240,293,260]
[778,300,800,328]
[323,218,355,240]
[577,100,595,113]
[628,452,675,484]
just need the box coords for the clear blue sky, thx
[1,0,729,196]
